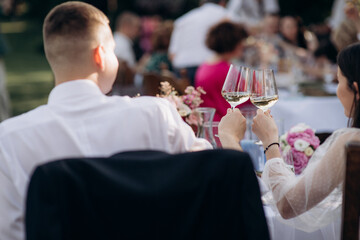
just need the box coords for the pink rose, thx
[292,149,309,175]
[286,129,320,149]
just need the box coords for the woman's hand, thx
[218,108,246,150]
[252,109,279,148]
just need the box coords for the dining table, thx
[270,84,348,134]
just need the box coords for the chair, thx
[25,149,270,240]
[341,141,360,240]
[142,72,162,96]
[114,59,135,87]
[315,132,332,144]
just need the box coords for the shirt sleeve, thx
[160,99,212,153]
[168,22,180,56]
[0,149,24,240]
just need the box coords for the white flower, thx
[304,147,314,157]
[289,123,311,133]
[177,103,191,117]
[294,139,310,151]
[282,145,291,155]
[280,133,288,148]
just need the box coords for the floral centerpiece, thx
[157,81,206,125]
[279,123,320,175]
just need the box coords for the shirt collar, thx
[48,79,103,105]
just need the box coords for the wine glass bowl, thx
[221,64,250,109]
[250,69,279,112]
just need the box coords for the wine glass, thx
[221,64,250,109]
[250,68,279,145]
[250,68,279,112]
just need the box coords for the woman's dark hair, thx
[337,42,360,128]
[205,21,248,54]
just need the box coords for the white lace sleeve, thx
[262,128,360,232]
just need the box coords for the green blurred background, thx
[0,0,334,117]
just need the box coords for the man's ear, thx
[94,45,105,71]
[354,82,359,100]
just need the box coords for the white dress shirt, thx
[0,80,211,240]
[169,3,229,68]
[227,0,279,26]
[114,32,136,67]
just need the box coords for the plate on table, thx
[298,82,336,96]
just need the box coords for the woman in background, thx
[194,21,248,121]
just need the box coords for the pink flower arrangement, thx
[279,123,320,175]
[157,81,206,125]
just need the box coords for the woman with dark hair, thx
[279,15,308,50]
[218,42,360,232]
[194,20,248,121]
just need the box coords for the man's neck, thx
[54,72,99,87]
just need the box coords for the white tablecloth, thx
[271,93,348,133]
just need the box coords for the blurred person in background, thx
[113,11,142,69]
[139,15,162,55]
[277,15,319,74]
[279,15,308,50]
[328,0,346,30]
[226,0,279,35]
[195,21,248,121]
[112,11,148,95]
[169,0,230,86]
[144,20,174,74]
[259,13,281,41]
[0,0,12,121]
[332,1,360,51]
[238,13,281,70]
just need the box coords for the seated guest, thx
[218,42,360,232]
[195,21,248,121]
[169,0,230,85]
[332,2,360,51]
[144,20,174,74]
[0,2,211,239]
[279,15,308,50]
[226,0,279,35]
[260,13,281,41]
[113,11,141,68]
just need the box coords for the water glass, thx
[210,121,222,148]
[240,140,265,176]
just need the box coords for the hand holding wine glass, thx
[250,68,279,145]
[222,64,250,109]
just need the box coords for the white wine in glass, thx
[250,69,279,112]
[221,65,250,109]
[250,68,279,146]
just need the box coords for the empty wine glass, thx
[222,64,250,109]
[250,68,279,112]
